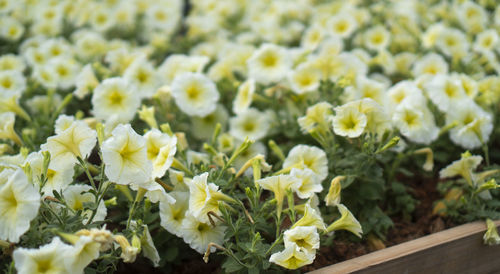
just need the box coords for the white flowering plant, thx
[1,0,500,273]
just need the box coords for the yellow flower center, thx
[136,70,149,83]
[57,66,68,77]
[186,84,202,100]
[261,53,278,67]
[335,21,348,33]
[1,78,12,89]
[197,222,210,232]
[371,33,384,44]
[108,90,124,106]
[403,111,419,127]
[155,11,166,21]
[444,82,458,98]
[36,258,54,273]
[3,187,18,213]
[243,122,255,132]
[46,169,56,181]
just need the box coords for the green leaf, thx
[222,257,244,273]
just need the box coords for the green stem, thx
[77,157,97,191]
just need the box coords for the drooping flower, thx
[292,204,326,231]
[256,174,301,217]
[0,168,40,243]
[325,176,345,207]
[269,243,315,270]
[284,226,320,252]
[102,124,152,186]
[326,204,363,238]
[440,152,482,186]
[186,172,234,223]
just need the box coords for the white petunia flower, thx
[412,53,448,77]
[63,184,107,223]
[269,243,315,270]
[186,172,233,223]
[392,100,439,145]
[0,54,26,72]
[91,77,141,124]
[387,80,426,112]
[48,57,80,90]
[160,191,189,237]
[284,226,320,252]
[440,152,482,186]
[435,28,469,59]
[24,151,74,195]
[158,54,209,85]
[290,168,323,199]
[32,65,59,90]
[424,74,468,113]
[247,43,292,85]
[284,145,328,181]
[123,58,159,99]
[171,72,220,117]
[102,124,152,186]
[144,129,177,179]
[13,237,73,274]
[180,213,225,254]
[332,105,368,138]
[41,118,97,167]
[0,168,40,243]
[345,76,388,107]
[65,236,101,274]
[73,64,99,99]
[363,25,390,51]
[298,102,333,134]
[287,63,321,95]
[191,105,229,140]
[0,70,25,98]
[473,29,499,54]
[446,100,493,149]
[326,13,358,38]
[229,108,271,141]
[232,79,255,114]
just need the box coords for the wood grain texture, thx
[309,220,500,274]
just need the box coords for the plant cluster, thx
[1,0,500,273]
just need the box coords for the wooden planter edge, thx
[309,220,500,274]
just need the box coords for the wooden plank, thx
[309,220,500,274]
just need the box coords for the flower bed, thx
[1,0,500,273]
